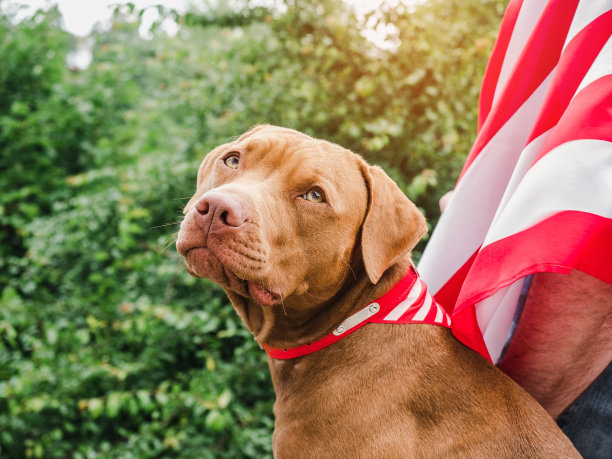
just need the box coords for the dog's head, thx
[177,125,426,338]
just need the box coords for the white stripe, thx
[564,1,612,51]
[478,279,526,364]
[576,35,612,94]
[491,0,548,110]
[483,139,612,246]
[434,302,443,324]
[418,74,554,294]
[488,130,552,230]
[384,279,422,321]
[412,294,432,322]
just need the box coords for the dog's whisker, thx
[345,261,357,282]
[303,290,327,301]
[151,221,181,229]
[267,265,288,318]
[269,279,287,318]
[161,236,176,253]
[160,232,179,254]
[275,288,288,319]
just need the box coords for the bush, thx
[0,0,506,456]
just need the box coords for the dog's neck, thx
[226,257,411,352]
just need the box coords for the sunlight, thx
[2,0,423,46]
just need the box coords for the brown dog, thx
[177,125,579,458]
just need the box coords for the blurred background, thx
[0,0,507,456]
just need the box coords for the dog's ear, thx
[360,165,427,284]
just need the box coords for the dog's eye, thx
[224,154,240,169]
[303,188,324,203]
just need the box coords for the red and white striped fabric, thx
[418,0,612,364]
[263,267,451,359]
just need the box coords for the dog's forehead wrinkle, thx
[286,151,362,194]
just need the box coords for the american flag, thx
[418,0,612,363]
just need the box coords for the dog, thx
[176,125,579,457]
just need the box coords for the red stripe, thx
[434,250,479,314]
[527,10,612,144]
[375,265,419,308]
[451,304,492,363]
[478,0,524,131]
[459,0,580,182]
[454,211,612,315]
[535,75,612,163]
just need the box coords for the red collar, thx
[262,266,451,359]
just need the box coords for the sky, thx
[2,0,418,67]
[5,0,188,36]
[3,0,415,38]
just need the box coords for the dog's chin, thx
[184,247,282,306]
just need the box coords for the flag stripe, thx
[418,76,554,295]
[485,71,612,241]
[459,0,580,181]
[478,0,524,130]
[527,10,612,144]
[576,35,612,94]
[456,211,612,315]
[487,0,547,116]
[564,0,612,49]
[536,75,612,163]
[483,139,612,247]
[478,280,525,363]
[487,131,552,233]
[433,251,478,316]
[452,302,492,362]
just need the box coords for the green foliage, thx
[0,6,79,276]
[0,0,506,456]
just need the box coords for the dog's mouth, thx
[246,280,281,306]
[183,246,282,306]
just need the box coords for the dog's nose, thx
[194,191,250,229]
